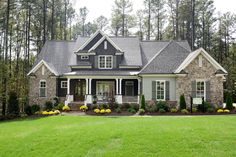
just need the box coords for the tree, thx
[226,92,233,110]
[141,95,146,110]
[179,94,186,110]
[7,91,19,115]
[79,7,88,37]
[93,15,108,31]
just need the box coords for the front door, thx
[125,81,134,96]
[74,80,86,101]
[96,81,115,101]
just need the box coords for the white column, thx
[138,78,141,95]
[89,78,92,94]
[67,78,70,95]
[86,78,89,95]
[116,78,119,95]
[119,78,122,95]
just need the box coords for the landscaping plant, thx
[226,92,233,110]
[140,95,145,110]
[156,101,169,112]
[7,91,19,115]
[44,101,53,111]
[31,104,40,114]
[179,94,186,110]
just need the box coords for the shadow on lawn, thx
[0,115,49,123]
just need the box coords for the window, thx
[104,41,107,49]
[39,80,46,97]
[81,55,89,60]
[98,55,113,69]
[196,80,205,98]
[156,80,165,100]
[61,81,68,88]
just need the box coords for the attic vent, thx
[104,41,107,50]
[199,55,202,67]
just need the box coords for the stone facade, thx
[176,54,224,107]
[29,65,57,108]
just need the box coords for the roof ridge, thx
[140,41,173,73]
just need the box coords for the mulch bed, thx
[145,112,236,116]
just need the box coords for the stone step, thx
[68,102,84,111]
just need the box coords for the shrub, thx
[179,94,186,110]
[7,91,19,115]
[145,101,157,112]
[105,109,111,113]
[224,109,230,113]
[42,111,49,115]
[138,108,145,115]
[217,109,224,113]
[115,107,121,113]
[101,104,109,109]
[156,101,169,112]
[31,104,40,114]
[44,101,53,111]
[127,108,136,114]
[130,103,139,111]
[55,103,64,110]
[140,95,145,109]
[197,101,212,112]
[170,108,178,113]
[79,105,88,112]
[122,103,131,110]
[192,107,198,113]
[181,109,189,114]
[91,104,98,110]
[24,105,32,115]
[62,105,70,111]
[226,92,233,110]
[113,103,119,109]
[207,107,215,113]
[94,108,100,114]
[53,97,59,108]
[100,109,106,114]
[159,108,166,113]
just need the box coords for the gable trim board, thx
[75,30,105,52]
[175,48,227,74]
[27,60,59,76]
[88,35,123,52]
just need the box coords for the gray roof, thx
[140,41,191,74]
[35,40,75,74]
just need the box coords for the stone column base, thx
[115,95,123,104]
[85,95,93,105]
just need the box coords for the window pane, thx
[40,88,46,97]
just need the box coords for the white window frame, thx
[156,80,166,101]
[196,79,206,99]
[39,80,47,97]
[61,81,68,88]
[98,55,113,69]
[104,41,107,50]
[81,55,89,60]
[199,55,202,67]
[42,65,45,75]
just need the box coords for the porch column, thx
[116,78,119,95]
[86,78,89,95]
[119,78,122,95]
[138,78,141,95]
[89,78,92,94]
[67,78,70,95]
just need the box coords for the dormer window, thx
[81,55,89,60]
[98,55,113,69]
[104,41,107,50]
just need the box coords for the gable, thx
[93,39,117,55]
[175,48,227,74]
[27,60,58,76]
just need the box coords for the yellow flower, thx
[62,105,71,111]
[105,109,111,113]
[224,109,230,113]
[100,109,105,114]
[42,111,49,115]
[217,109,224,113]
[94,109,100,113]
[80,105,88,112]
[54,110,60,114]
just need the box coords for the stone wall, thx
[29,65,57,108]
[176,54,224,107]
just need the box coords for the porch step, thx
[68,102,84,111]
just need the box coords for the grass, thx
[0,115,236,157]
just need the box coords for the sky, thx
[71,0,236,23]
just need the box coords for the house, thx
[27,30,227,108]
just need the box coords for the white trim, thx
[70,65,92,69]
[88,35,123,52]
[175,48,227,74]
[199,55,202,67]
[61,81,68,88]
[39,79,47,98]
[27,60,58,76]
[119,65,140,69]
[76,52,96,55]
[104,41,107,49]
[195,79,206,100]
[98,55,113,69]
[156,80,166,101]
[76,30,105,52]
[42,65,45,75]
[139,74,177,77]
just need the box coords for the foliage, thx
[170,108,178,113]
[159,108,166,113]
[42,110,60,115]
[217,109,224,113]
[31,104,40,114]
[130,103,139,111]
[226,92,233,110]
[127,108,136,114]
[179,94,186,110]
[122,103,131,110]
[24,105,32,116]
[197,101,213,112]
[115,107,121,113]
[207,108,215,113]
[192,107,198,113]
[7,91,19,115]
[44,101,53,111]
[105,109,111,113]
[224,109,230,113]
[94,109,100,114]
[79,105,88,112]
[53,97,59,108]
[140,95,146,110]
[156,101,169,112]
[55,103,64,110]
[62,105,70,112]
[145,100,157,112]
[138,108,145,114]
[100,109,106,114]
[101,104,109,109]
[181,109,189,114]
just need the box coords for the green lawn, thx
[0,115,236,157]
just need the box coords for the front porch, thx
[65,77,141,105]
